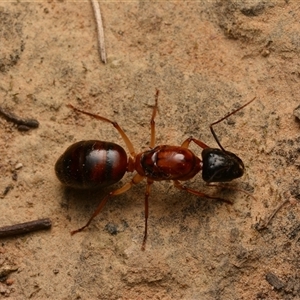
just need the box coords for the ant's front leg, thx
[181,137,209,150]
[173,180,233,204]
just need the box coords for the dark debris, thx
[265,272,285,290]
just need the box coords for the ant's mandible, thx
[55,90,255,250]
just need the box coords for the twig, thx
[0,218,52,238]
[263,199,289,227]
[0,106,39,131]
[255,199,289,231]
[90,0,107,63]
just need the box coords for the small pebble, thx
[15,163,23,170]
[6,278,14,286]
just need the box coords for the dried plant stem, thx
[91,0,107,63]
[263,199,289,228]
[0,218,52,238]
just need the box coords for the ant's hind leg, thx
[71,173,145,235]
[67,104,136,157]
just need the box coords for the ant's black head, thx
[201,148,244,183]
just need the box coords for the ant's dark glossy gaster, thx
[55,91,255,250]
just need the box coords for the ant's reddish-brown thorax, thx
[135,145,202,181]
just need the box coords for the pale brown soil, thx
[0,1,300,299]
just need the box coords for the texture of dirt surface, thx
[0,1,300,299]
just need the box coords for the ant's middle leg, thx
[67,104,136,157]
[149,89,159,148]
[71,173,145,235]
[141,178,154,251]
[173,180,232,204]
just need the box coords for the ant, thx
[55,90,255,250]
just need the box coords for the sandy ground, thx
[0,1,300,299]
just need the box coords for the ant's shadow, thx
[59,183,139,230]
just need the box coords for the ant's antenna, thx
[210,97,256,151]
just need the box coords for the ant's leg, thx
[207,183,257,201]
[143,88,159,247]
[141,179,154,251]
[67,104,136,157]
[210,97,256,151]
[173,180,232,204]
[71,173,145,235]
[150,89,159,148]
[181,137,209,149]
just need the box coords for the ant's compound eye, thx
[201,148,244,182]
